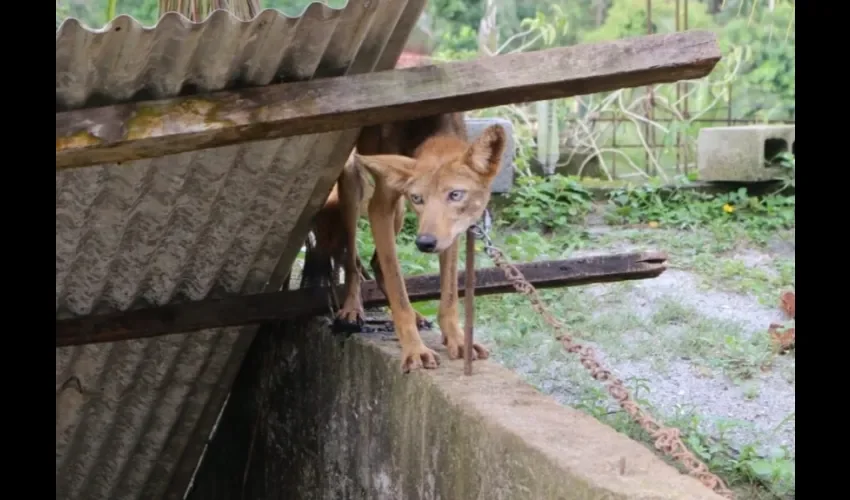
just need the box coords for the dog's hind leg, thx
[335,160,366,327]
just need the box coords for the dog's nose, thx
[415,233,438,253]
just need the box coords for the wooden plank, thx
[56,31,720,170]
[55,251,667,347]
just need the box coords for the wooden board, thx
[56,31,720,170]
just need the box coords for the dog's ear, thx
[355,154,416,191]
[464,124,506,179]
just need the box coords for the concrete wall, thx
[187,318,724,500]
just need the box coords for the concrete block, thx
[698,125,795,182]
[466,117,516,193]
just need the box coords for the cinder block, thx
[465,117,516,193]
[697,125,795,182]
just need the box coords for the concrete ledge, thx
[188,318,724,499]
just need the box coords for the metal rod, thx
[683,0,691,174]
[675,0,682,175]
[464,228,476,376]
[644,0,654,177]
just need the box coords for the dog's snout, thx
[415,233,438,253]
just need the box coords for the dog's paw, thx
[444,337,490,361]
[400,343,440,373]
[336,304,365,326]
[331,305,365,335]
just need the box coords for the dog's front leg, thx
[368,199,433,331]
[438,239,490,361]
[368,188,440,373]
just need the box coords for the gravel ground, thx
[478,239,796,459]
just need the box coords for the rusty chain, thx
[470,214,735,500]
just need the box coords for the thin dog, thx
[307,113,506,373]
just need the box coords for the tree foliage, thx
[581,0,715,43]
[719,1,795,119]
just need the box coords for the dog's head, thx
[356,124,506,253]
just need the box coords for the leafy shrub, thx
[502,174,593,230]
[581,0,715,44]
[606,183,794,232]
[719,2,795,120]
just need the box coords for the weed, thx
[767,151,795,191]
[742,383,760,401]
[501,174,593,231]
[672,313,775,381]
[689,253,795,305]
[592,223,794,304]
[651,297,698,325]
[605,183,794,239]
[575,386,795,499]
[677,413,795,499]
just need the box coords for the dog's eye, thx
[409,194,424,204]
[448,190,466,202]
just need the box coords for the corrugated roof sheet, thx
[55,2,426,499]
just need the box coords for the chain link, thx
[470,213,735,500]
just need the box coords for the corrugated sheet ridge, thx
[56,2,357,111]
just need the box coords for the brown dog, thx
[306,114,506,372]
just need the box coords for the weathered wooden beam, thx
[55,251,667,347]
[56,31,720,170]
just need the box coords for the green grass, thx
[664,304,777,382]
[590,224,795,306]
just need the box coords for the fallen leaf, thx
[780,291,795,319]
[768,323,795,353]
